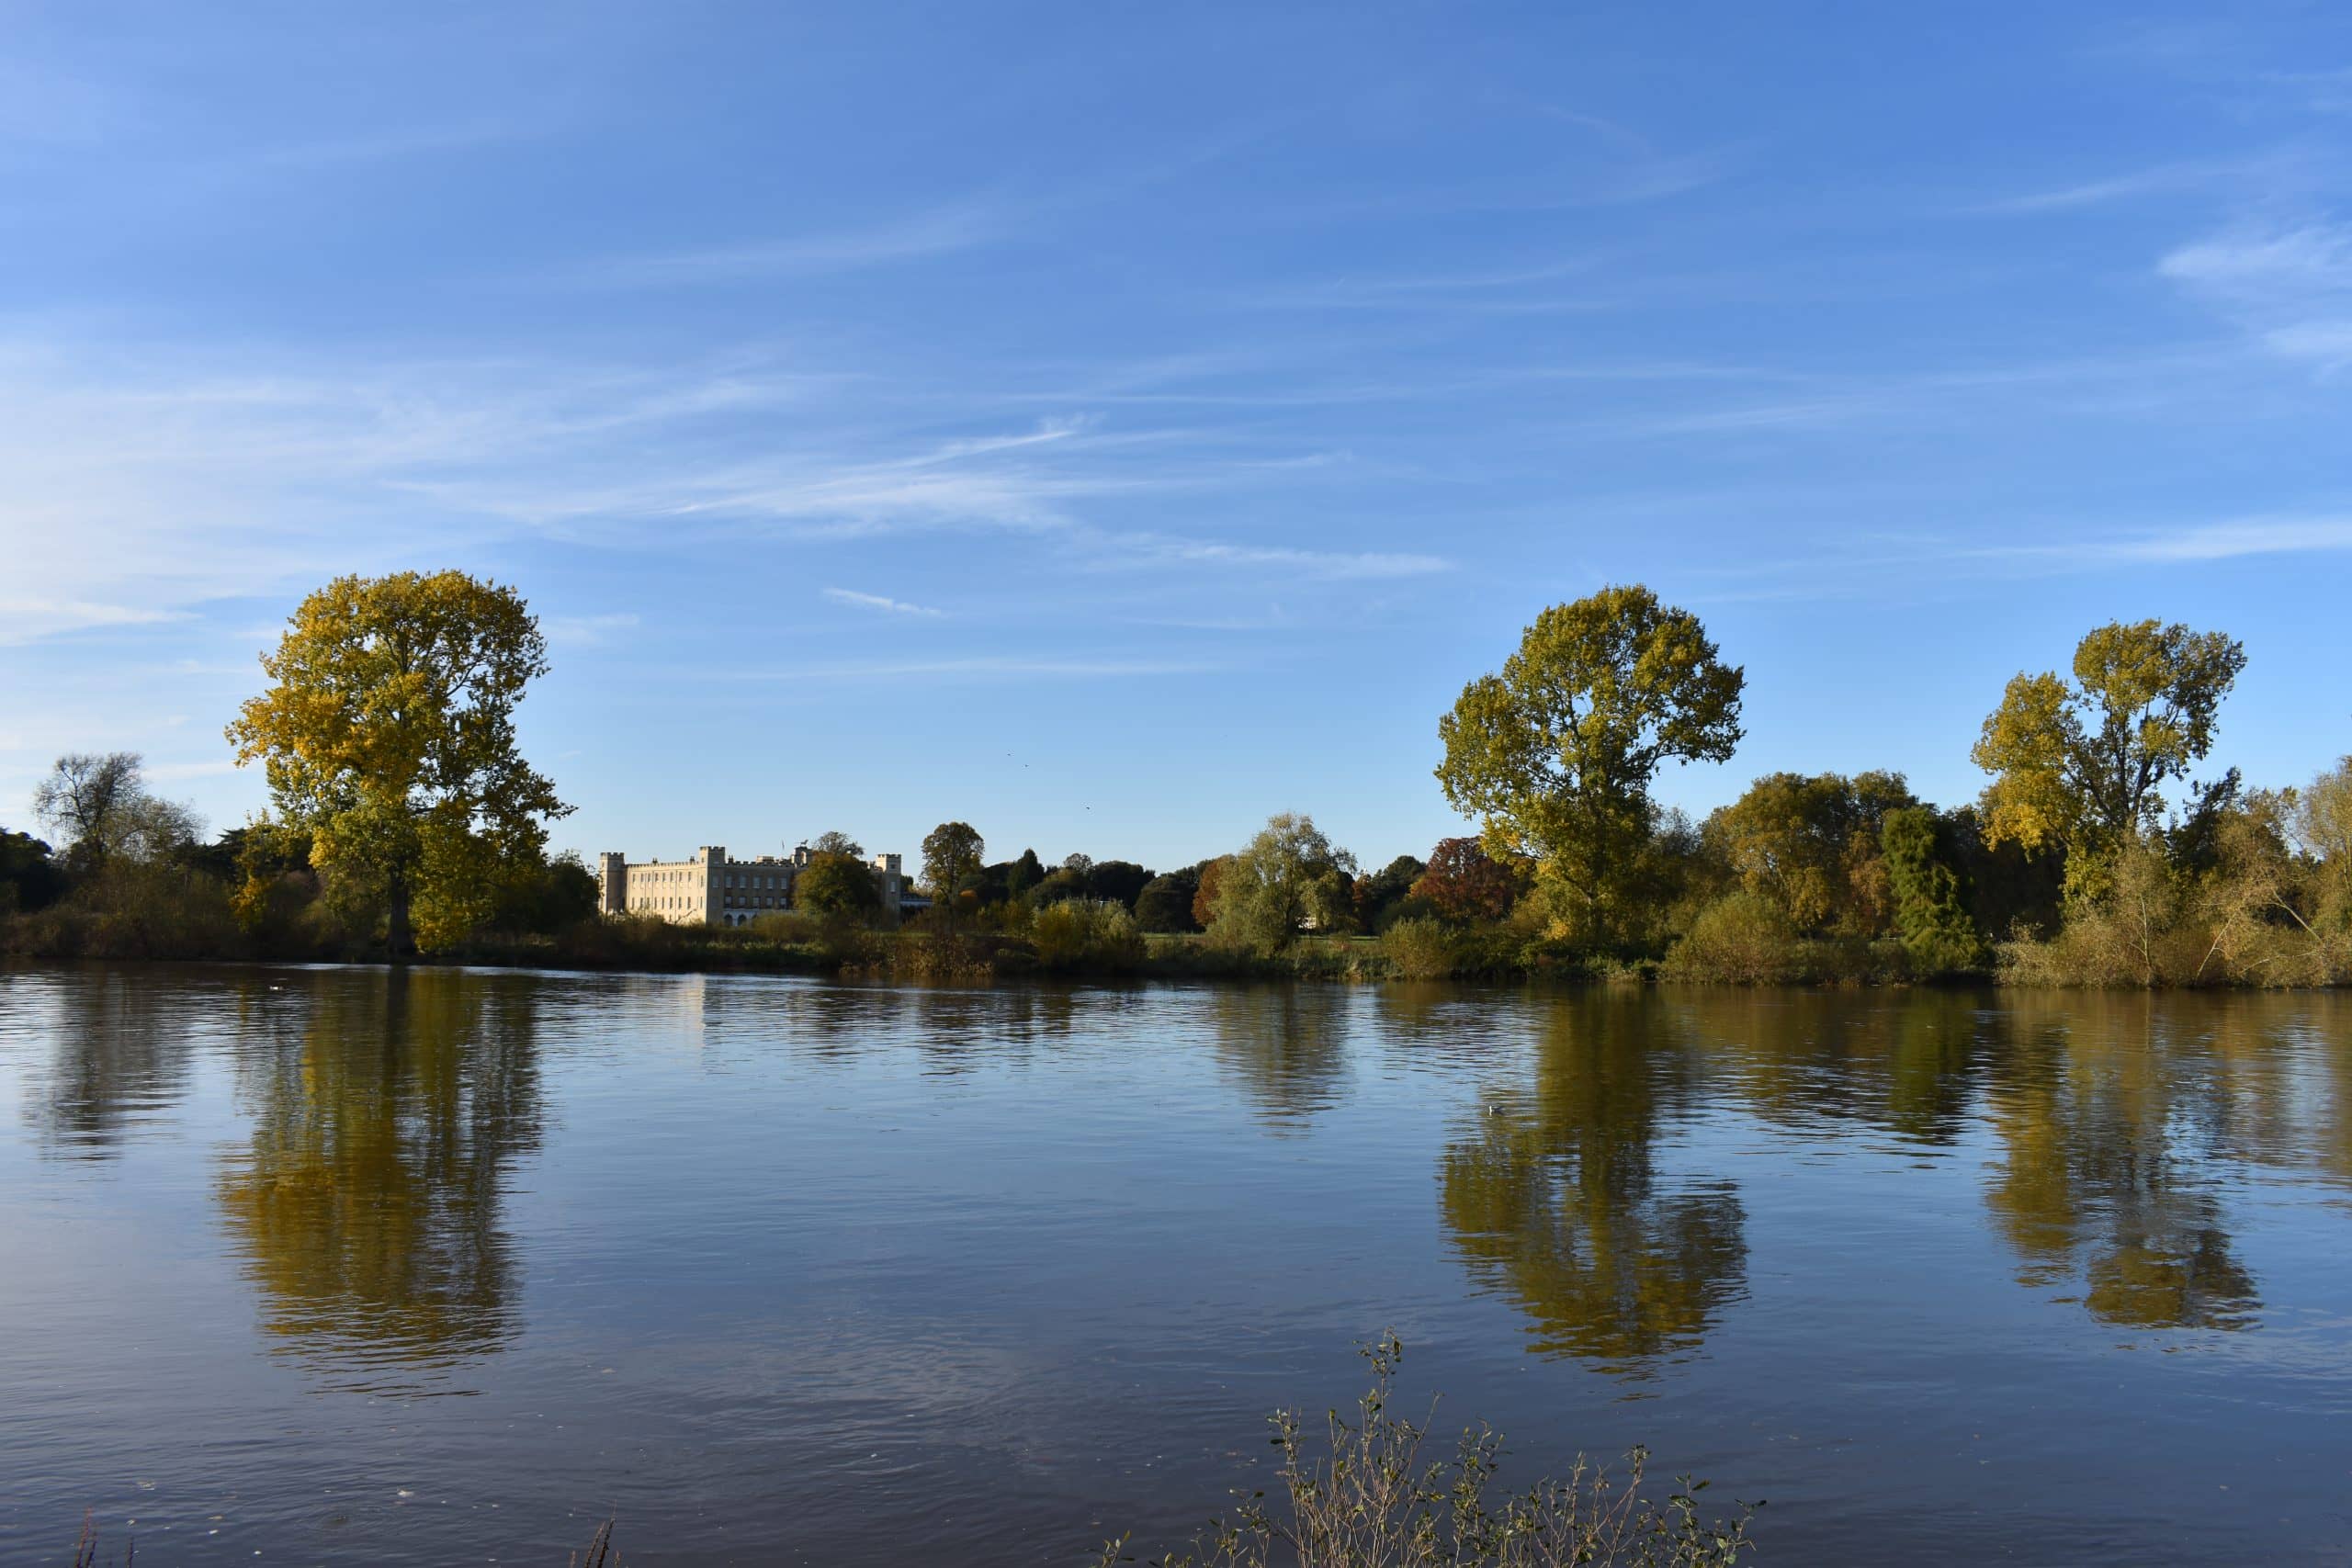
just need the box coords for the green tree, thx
[1083,858,1154,908]
[794,852,880,920]
[0,828,67,913]
[226,571,571,955]
[32,752,141,873]
[1030,865,1087,907]
[229,819,322,942]
[1437,586,1744,946]
[806,829,864,857]
[1005,848,1044,902]
[2296,756,2352,930]
[486,850,601,935]
[1352,853,1427,931]
[1208,812,1358,954]
[1133,870,1201,932]
[1703,771,1917,935]
[1971,619,2246,870]
[1881,807,1985,974]
[33,751,200,874]
[920,822,986,926]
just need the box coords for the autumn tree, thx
[226,571,569,956]
[1971,619,2246,875]
[1436,586,1744,946]
[1191,855,1235,930]
[1703,771,1917,935]
[1207,813,1358,954]
[795,852,880,920]
[920,821,985,927]
[1409,837,1521,923]
[2296,757,2352,930]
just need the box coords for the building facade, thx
[597,844,911,926]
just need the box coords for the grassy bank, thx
[7,881,2346,990]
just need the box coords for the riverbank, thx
[7,886,2346,988]
[16,907,2345,988]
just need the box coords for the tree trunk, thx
[386,868,416,961]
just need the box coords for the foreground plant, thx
[1099,1336,1758,1567]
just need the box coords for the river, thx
[3,964,2347,1562]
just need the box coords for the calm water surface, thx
[3,964,2349,1564]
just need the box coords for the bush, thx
[1031,898,1146,973]
[1100,1334,1756,1568]
[1996,840,2210,987]
[1662,893,1799,984]
[1381,916,1457,980]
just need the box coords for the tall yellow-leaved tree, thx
[1970,618,2245,873]
[228,571,570,954]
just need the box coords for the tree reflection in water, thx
[214,968,543,1390]
[26,969,218,1158]
[1209,986,1353,1126]
[1981,994,2257,1331]
[1437,994,1746,1373]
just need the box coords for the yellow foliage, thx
[226,571,568,953]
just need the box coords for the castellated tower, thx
[597,852,628,916]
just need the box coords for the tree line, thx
[903,584,2349,986]
[5,570,2346,985]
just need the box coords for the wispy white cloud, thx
[1968,160,2233,215]
[1250,255,1606,312]
[0,336,1419,655]
[543,611,642,646]
[824,588,943,617]
[726,656,1216,682]
[1686,513,2352,604]
[0,597,184,646]
[1970,515,2352,565]
[2160,220,2352,367]
[1095,534,1450,581]
[570,201,1002,288]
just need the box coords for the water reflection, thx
[1981,995,2258,1330]
[25,969,217,1157]
[1677,989,1989,1145]
[1438,995,1747,1371]
[1209,986,1352,1123]
[213,968,543,1390]
[18,964,2349,1393]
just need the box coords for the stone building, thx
[597,844,910,926]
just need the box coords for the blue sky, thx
[3,2,2349,873]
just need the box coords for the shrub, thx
[1662,893,1799,984]
[1099,1334,1756,1568]
[1031,898,1146,973]
[1381,916,1457,980]
[1997,840,2209,987]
